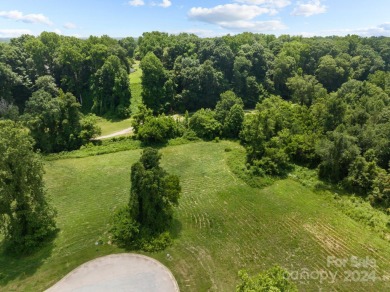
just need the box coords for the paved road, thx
[46,253,180,292]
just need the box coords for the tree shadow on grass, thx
[0,235,56,286]
[169,218,183,240]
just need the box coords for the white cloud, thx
[189,4,271,23]
[219,20,286,32]
[64,22,77,29]
[150,0,171,8]
[234,0,291,8]
[159,0,172,8]
[129,0,145,7]
[0,28,32,37]
[0,10,53,26]
[188,3,286,33]
[324,23,390,37]
[54,29,62,35]
[291,0,326,17]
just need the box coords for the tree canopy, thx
[0,120,56,252]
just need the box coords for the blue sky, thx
[0,0,389,38]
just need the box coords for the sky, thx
[0,0,390,38]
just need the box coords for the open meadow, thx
[0,141,389,291]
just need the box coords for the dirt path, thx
[45,253,179,292]
[94,127,133,140]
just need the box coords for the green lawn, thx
[0,141,389,291]
[95,117,132,136]
[130,61,143,115]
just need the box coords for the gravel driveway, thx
[46,253,180,292]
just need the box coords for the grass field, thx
[0,141,389,291]
[95,117,132,136]
[129,61,143,115]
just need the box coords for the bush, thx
[251,145,291,177]
[110,206,139,247]
[189,108,221,140]
[182,129,200,141]
[137,114,183,143]
[333,195,390,239]
[223,103,244,138]
[110,206,174,251]
[138,231,172,252]
[236,265,298,292]
[116,104,131,119]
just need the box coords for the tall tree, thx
[140,52,167,113]
[91,55,131,117]
[316,131,361,182]
[287,74,327,106]
[23,89,100,153]
[129,148,181,233]
[0,120,56,252]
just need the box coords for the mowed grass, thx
[1,141,389,291]
[129,61,143,115]
[96,117,132,136]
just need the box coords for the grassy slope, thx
[0,141,389,291]
[96,117,132,136]
[129,61,143,115]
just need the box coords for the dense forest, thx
[1,31,390,212]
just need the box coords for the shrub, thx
[182,129,200,141]
[110,206,139,247]
[138,231,172,252]
[137,114,183,143]
[334,195,390,239]
[223,103,244,138]
[189,108,221,140]
[236,265,298,292]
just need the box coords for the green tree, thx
[0,62,22,102]
[286,74,327,106]
[119,37,137,58]
[317,131,360,182]
[272,54,297,97]
[315,55,348,92]
[370,170,390,209]
[137,31,169,60]
[91,55,131,117]
[34,75,59,97]
[131,104,153,135]
[23,89,100,153]
[368,70,390,95]
[23,90,60,152]
[351,45,384,80]
[233,55,252,103]
[137,114,182,143]
[140,52,167,113]
[0,98,19,120]
[129,148,181,233]
[0,120,56,252]
[176,59,227,111]
[223,104,245,138]
[343,155,379,195]
[215,91,244,124]
[189,108,222,140]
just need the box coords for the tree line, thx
[1,31,390,253]
[136,32,390,211]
